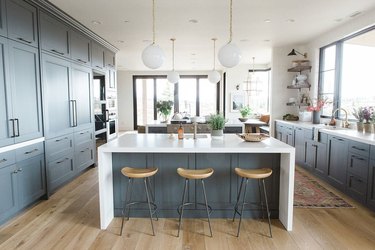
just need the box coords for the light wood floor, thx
[1,166,375,250]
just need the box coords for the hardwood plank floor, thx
[1,166,374,250]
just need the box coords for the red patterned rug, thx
[294,168,354,208]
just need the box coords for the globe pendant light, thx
[142,0,165,69]
[208,38,221,83]
[218,0,241,68]
[167,38,180,84]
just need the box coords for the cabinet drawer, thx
[0,151,16,169]
[349,141,370,157]
[45,134,73,161]
[16,142,44,162]
[347,174,367,203]
[74,129,93,146]
[348,153,369,179]
[371,146,375,160]
[75,141,94,171]
[48,155,74,190]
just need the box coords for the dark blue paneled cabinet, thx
[0,37,42,147]
[368,147,375,209]
[0,0,7,37]
[327,136,348,191]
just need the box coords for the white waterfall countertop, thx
[98,133,295,232]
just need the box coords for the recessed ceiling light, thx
[191,61,196,64]
[188,19,198,24]
[349,11,361,18]
[91,20,102,25]
[263,39,270,42]
[264,19,271,23]
[286,19,295,23]
[191,53,196,56]
[240,39,249,42]
[117,40,125,43]
[142,39,152,43]
[334,18,343,22]
[123,20,130,23]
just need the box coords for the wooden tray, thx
[237,133,269,142]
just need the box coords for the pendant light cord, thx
[172,39,175,71]
[152,0,155,44]
[213,38,216,70]
[229,0,233,43]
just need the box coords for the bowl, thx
[238,117,248,122]
[237,133,269,142]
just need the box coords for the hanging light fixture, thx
[142,0,165,69]
[167,38,180,84]
[208,38,221,83]
[218,0,241,68]
[243,57,259,95]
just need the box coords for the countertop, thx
[276,120,375,145]
[145,119,264,128]
[98,133,294,154]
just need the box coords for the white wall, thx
[117,70,222,131]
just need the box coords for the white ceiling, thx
[49,0,375,71]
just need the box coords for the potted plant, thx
[207,113,227,137]
[307,96,329,124]
[239,106,252,122]
[352,107,365,132]
[156,100,173,123]
[363,106,374,133]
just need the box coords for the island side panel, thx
[98,150,114,229]
[279,152,295,231]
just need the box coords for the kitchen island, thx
[98,134,295,231]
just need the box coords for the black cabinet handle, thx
[0,158,7,163]
[14,118,20,137]
[24,149,38,155]
[352,146,365,151]
[95,65,103,69]
[73,100,78,127]
[51,49,64,55]
[77,58,87,63]
[70,100,76,127]
[80,148,90,153]
[55,137,69,142]
[333,137,344,142]
[352,155,365,161]
[10,119,16,138]
[56,158,69,164]
[17,37,32,44]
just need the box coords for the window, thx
[243,69,271,114]
[133,75,218,129]
[319,26,375,119]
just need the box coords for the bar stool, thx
[120,167,158,236]
[177,167,214,237]
[232,167,273,238]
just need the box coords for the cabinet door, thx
[42,54,73,138]
[104,49,115,68]
[6,0,38,47]
[0,163,18,223]
[315,142,327,178]
[71,64,93,130]
[40,12,70,58]
[8,41,42,143]
[17,155,45,208]
[294,127,306,165]
[0,0,7,37]
[327,136,348,191]
[367,160,375,210]
[285,127,294,146]
[0,36,13,147]
[305,140,315,171]
[91,42,104,69]
[47,155,74,192]
[70,30,90,65]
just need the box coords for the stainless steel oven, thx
[106,90,118,141]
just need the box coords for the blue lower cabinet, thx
[0,164,19,223]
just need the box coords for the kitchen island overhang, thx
[98,134,295,231]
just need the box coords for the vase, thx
[211,129,223,137]
[312,111,321,124]
[363,123,372,133]
[160,114,169,123]
[356,122,364,133]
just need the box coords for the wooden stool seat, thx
[121,167,158,178]
[177,167,214,179]
[234,168,272,179]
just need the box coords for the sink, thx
[184,134,208,139]
[320,126,349,131]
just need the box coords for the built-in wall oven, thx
[106,90,118,141]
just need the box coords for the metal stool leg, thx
[120,178,133,236]
[232,177,244,221]
[147,177,158,221]
[262,179,272,238]
[125,178,134,220]
[201,179,213,237]
[237,178,249,237]
[144,178,155,236]
[177,179,188,237]
[258,179,265,220]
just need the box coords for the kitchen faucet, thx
[331,108,350,128]
[193,120,197,139]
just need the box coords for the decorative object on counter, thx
[167,38,180,84]
[141,0,165,69]
[207,113,227,136]
[307,96,330,124]
[363,106,374,133]
[208,38,221,84]
[239,106,252,122]
[237,133,269,142]
[156,100,173,123]
[283,114,299,121]
[312,111,321,124]
[294,168,353,208]
[178,123,184,139]
[352,107,365,132]
[218,0,241,68]
[287,49,308,58]
[299,110,312,122]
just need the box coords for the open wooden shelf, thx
[287,84,311,90]
[287,65,312,72]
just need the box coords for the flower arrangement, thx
[352,107,365,122]
[306,96,330,112]
[156,100,173,122]
[363,106,374,124]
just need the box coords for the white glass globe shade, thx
[208,70,221,83]
[167,71,180,84]
[142,44,165,69]
[218,43,242,68]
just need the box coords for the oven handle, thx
[105,109,110,122]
